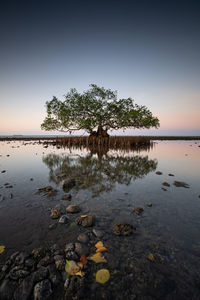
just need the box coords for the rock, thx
[133,207,144,215]
[32,248,46,260]
[148,253,157,262]
[13,274,34,300]
[161,188,167,191]
[37,255,54,267]
[47,264,62,286]
[61,194,72,201]
[9,267,29,280]
[62,179,76,191]
[113,223,135,236]
[168,173,174,176]
[33,279,52,300]
[147,202,152,207]
[15,252,29,265]
[48,223,57,230]
[30,178,34,181]
[92,229,103,238]
[1,170,6,173]
[0,279,18,300]
[10,193,13,199]
[155,171,162,175]
[65,250,78,261]
[33,267,49,283]
[162,182,170,187]
[54,255,65,271]
[75,215,95,227]
[75,242,89,256]
[66,205,81,213]
[173,181,190,188]
[58,215,69,224]
[77,233,89,243]
[65,243,74,252]
[10,252,19,261]
[25,258,35,269]
[54,204,66,214]
[50,244,60,254]
[50,209,60,219]
[0,195,5,201]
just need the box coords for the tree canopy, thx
[41,84,160,135]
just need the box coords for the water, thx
[0,140,200,298]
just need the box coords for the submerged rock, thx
[62,179,76,191]
[33,279,52,300]
[162,182,170,187]
[173,181,190,188]
[75,215,95,227]
[92,229,103,238]
[66,205,81,213]
[147,202,152,207]
[58,215,69,224]
[61,194,72,201]
[155,171,162,175]
[77,233,89,243]
[133,207,144,215]
[113,223,135,236]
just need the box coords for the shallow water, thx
[0,140,200,299]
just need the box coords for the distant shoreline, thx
[0,136,200,141]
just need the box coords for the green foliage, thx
[41,84,160,133]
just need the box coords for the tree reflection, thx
[42,150,157,196]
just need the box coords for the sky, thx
[0,0,200,136]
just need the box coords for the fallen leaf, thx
[70,222,77,227]
[96,269,110,284]
[80,215,88,218]
[88,252,107,263]
[96,247,107,253]
[0,245,5,254]
[95,241,104,248]
[80,254,88,265]
[65,260,84,276]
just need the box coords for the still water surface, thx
[0,140,200,298]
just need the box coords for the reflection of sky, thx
[0,1,200,135]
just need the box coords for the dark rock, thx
[92,229,103,238]
[15,252,29,265]
[50,244,60,254]
[32,248,46,260]
[75,242,89,256]
[65,243,74,252]
[0,279,18,300]
[48,223,57,230]
[161,188,167,191]
[47,264,62,286]
[113,223,135,236]
[33,279,52,300]
[33,267,49,283]
[147,202,152,207]
[9,267,29,280]
[13,274,34,300]
[50,209,60,219]
[62,178,76,191]
[61,194,72,201]
[77,233,89,243]
[173,181,190,188]
[155,171,162,175]
[37,255,54,267]
[168,173,174,176]
[133,207,144,215]
[1,170,6,173]
[25,258,35,269]
[162,182,170,187]
[58,215,69,224]
[54,255,65,271]
[10,252,19,261]
[66,205,81,213]
[54,204,66,214]
[75,215,95,227]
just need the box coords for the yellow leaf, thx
[96,269,110,284]
[65,260,83,276]
[80,215,87,218]
[96,246,107,253]
[88,252,107,263]
[95,241,103,248]
[0,245,5,254]
[75,270,85,277]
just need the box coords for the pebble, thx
[66,205,81,213]
[155,171,162,175]
[77,233,89,243]
[75,242,89,256]
[61,194,72,201]
[147,202,152,207]
[33,279,52,300]
[162,182,170,187]
[92,229,103,238]
[58,215,69,224]
[75,215,95,227]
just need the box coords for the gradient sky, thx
[0,0,200,135]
